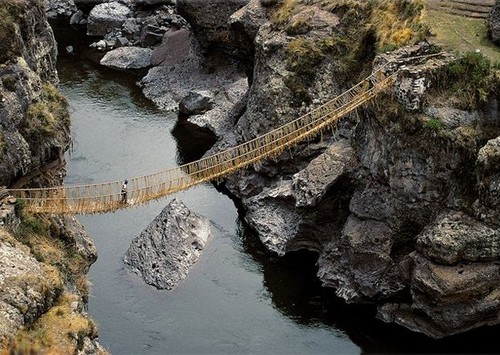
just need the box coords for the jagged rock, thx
[318,215,405,302]
[186,78,248,137]
[179,91,214,115]
[87,2,131,37]
[490,1,500,44]
[124,199,211,290]
[378,253,500,339]
[177,0,249,50]
[244,181,300,256]
[292,140,355,207]
[417,211,500,265]
[100,47,152,69]
[45,0,77,19]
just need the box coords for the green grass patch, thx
[424,8,500,64]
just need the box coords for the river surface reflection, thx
[56,28,500,354]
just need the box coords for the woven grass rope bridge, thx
[7,53,446,214]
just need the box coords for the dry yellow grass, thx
[8,293,98,354]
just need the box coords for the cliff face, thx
[0,0,70,187]
[0,1,103,352]
[215,0,500,339]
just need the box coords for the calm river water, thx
[55,28,500,355]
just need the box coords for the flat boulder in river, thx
[124,199,211,290]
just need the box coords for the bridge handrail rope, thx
[7,52,447,214]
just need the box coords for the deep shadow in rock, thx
[171,119,217,165]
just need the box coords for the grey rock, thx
[116,36,130,47]
[87,2,131,37]
[69,10,84,25]
[378,253,500,339]
[122,18,140,36]
[292,140,355,207]
[318,215,405,302]
[187,78,248,137]
[490,1,500,44]
[124,199,211,290]
[179,91,214,115]
[417,211,500,265]
[100,47,153,69]
[45,0,77,19]
[245,181,301,256]
[228,0,269,61]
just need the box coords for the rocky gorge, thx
[0,0,105,352]
[2,0,500,352]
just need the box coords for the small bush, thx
[2,75,17,92]
[424,118,444,131]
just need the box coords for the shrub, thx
[24,83,70,143]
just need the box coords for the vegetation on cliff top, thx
[264,0,429,104]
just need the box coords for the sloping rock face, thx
[124,199,211,290]
[212,1,500,339]
[0,0,71,187]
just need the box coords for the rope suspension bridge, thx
[6,53,444,215]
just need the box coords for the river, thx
[55,28,500,355]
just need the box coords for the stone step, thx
[427,0,496,18]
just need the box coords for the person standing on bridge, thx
[121,179,128,204]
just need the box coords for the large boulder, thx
[100,47,153,70]
[490,1,500,45]
[87,2,131,37]
[123,199,211,290]
[177,0,249,50]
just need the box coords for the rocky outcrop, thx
[124,199,211,290]
[490,1,500,44]
[100,46,153,69]
[209,0,500,339]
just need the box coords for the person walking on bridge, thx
[121,179,128,204]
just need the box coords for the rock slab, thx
[100,47,153,70]
[124,199,211,290]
